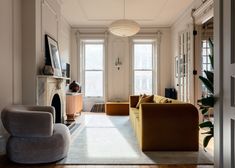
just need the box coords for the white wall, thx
[59,17,71,65]
[70,27,172,111]
[0,0,71,153]
[0,0,22,153]
[107,34,130,101]
[158,28,173,95]
[22,0,71,104]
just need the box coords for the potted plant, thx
[197,38,214,149]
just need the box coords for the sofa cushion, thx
[154,95,165,103]
[136,94,147,108]
[154,95,174,103]
[136,95,154,108]
[130,107,139,114]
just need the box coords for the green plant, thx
[197,38,214,149]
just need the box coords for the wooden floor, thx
[0,155,214,168]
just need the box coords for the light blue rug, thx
[58,114,213,165]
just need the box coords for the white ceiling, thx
[60,0,194,27]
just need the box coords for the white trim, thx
[104,32,108,102]
[193,0,214,24]
[156,31,161,94]
[75,31,80,82]
[79,38,106,100]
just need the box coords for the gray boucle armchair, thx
[1,105,71,164]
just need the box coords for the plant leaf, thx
[201,96,214,107]
[201,107,209,115]
[199,121,213,128]
[208,38,214,69]
[199,106,204,109]
[209,54,214,70]
[199,76,214,94]
[204,70,213,84]
[201,130,213,135]
[203,135,213,148]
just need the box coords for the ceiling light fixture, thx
[108,0,140,37]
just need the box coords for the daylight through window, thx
[133,42,154,95]
[83,41,104,97]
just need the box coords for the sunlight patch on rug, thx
[86,128,138,158]
[58,114,213,165]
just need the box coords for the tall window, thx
[201,39,212,97]
[82,40,104,97]
[133,42,154,95]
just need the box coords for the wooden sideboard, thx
[66,93,83,121]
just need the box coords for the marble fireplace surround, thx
[37,76,67,123]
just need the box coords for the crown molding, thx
[193,0,213,24]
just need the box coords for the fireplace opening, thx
[51,94,62,123]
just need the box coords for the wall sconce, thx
[115,57,122,70]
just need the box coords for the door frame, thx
[214,0,224,167]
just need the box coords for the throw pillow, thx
[136,95,154,108]
[136,94,144,108]
[165,99,172,103]
[159,98,168,103]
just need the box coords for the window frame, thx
[80,40,105,98]
[201,39,213,97]
[131,40,156,95]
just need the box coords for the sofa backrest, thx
[153,95,183,104]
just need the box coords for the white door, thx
[177,31,191,102]
[215,0,235,167]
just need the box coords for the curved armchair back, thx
[1,106,54,138]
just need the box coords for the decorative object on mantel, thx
[45,34,62,77]
[115,57,122,70]
[43,65,54,75]
[108,0,140,37]
[69,81,81,93]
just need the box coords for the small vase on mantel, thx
[69,81,81,93]
[43,65,54,75]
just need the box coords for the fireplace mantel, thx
[37,75,68,123]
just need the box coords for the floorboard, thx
[0,155,214,168]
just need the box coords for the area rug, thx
[58,114,213,165]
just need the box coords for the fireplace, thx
[51,93,62,123]
[37,76,67,123]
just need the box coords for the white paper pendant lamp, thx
[109,19,140,37]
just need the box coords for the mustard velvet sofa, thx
[129,95,199,151]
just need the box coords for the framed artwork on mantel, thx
[45,34,62,77]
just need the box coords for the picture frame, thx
[45,35,62,77]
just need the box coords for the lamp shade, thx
[109,19,140,37]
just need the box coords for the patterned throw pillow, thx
[136,94,154,109]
